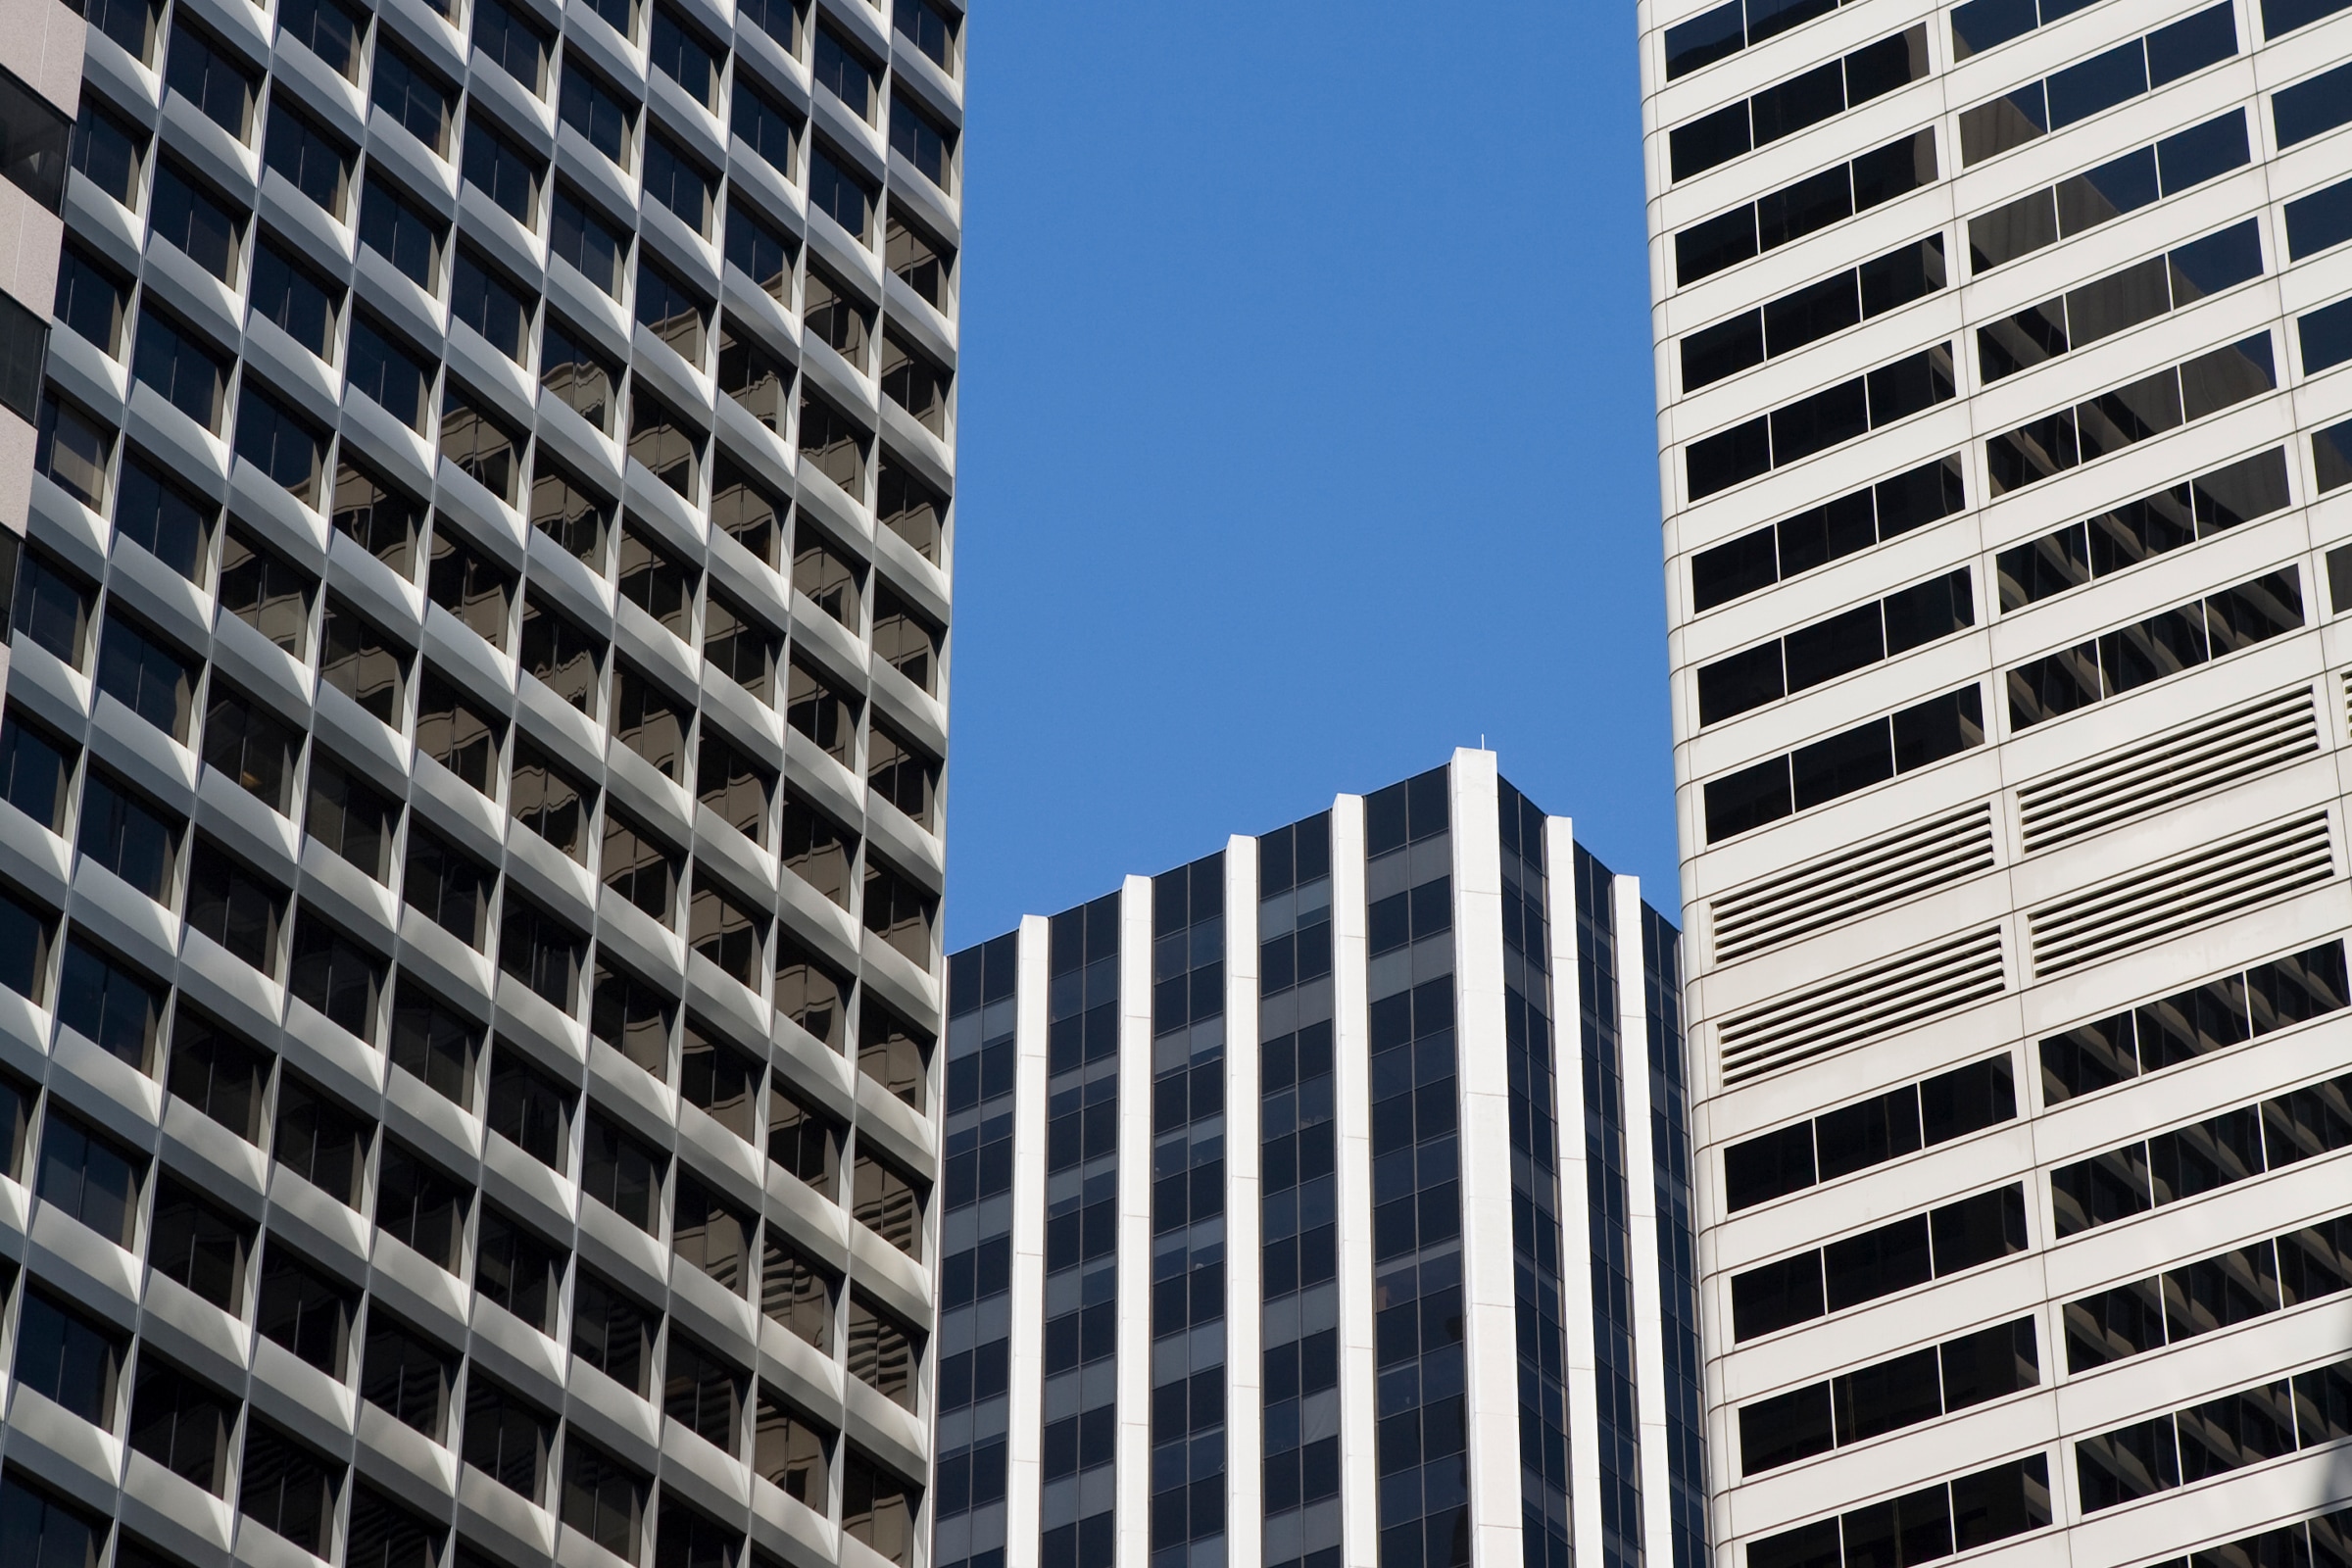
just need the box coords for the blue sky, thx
[940,1,1673,947]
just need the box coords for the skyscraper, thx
[0,0,82,686]
[930,752,1706,1568]
[0,0,957,1563]
[1643,0,2352,1566]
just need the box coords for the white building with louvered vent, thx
[1641,0,2352,1566]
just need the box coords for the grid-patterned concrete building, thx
[0,0,83,698]
[929,752,1707,1568]
[1642,1,2352,1567]
[0,0,958,1562]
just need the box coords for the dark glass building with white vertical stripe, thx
[929,750,1705,1568]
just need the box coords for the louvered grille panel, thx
[2017,685,2320,855]
[1716,926,2008,1087]
[2028,812,2336,978]
[1709,805,1996,963]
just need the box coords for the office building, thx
[1642,1,2352,1567]
[0,0,82,692]
[0,0,959,1563]
[929,751,1707,1568]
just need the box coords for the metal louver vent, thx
[1716,926,2007,1087]
[2017,685,2320,855]
[2028,812,2336,979]
[1710,805,1997,964]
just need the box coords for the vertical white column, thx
[1329,795,1379,1568]
[1546,817,1605,1568]
[1226,838,1264,1568]
[1449,749,1521,1568]
[1006,914,1054,1559]
[1118,876,1156,1568]
[1614,876,1675,1568]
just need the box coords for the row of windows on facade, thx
[0,1069,934,1503]
[49,189,950,563]
[1729,995,2345,1222]
[2066,1206,2352,1375]
[1731,1183,2028,1341]
[1968,110,2252,284]
[1996,446,2287,613]
[1695,565,1971,726]
[6,653,927,963]
[63,56,956,520]
[1689,437,2296,703]
[1669,0,2241,186]
[0,710,933,1064]
[0,742,937,1182]
[1670,60,2266,300]
[1739,1317,2038,1475]
[31,409,945,775]
[0,846,936,1353]
[17,437,940,821]
[0,1268,921,1568]
[68,53,956,430]
[1667,24,1928,183]
[1676,98,2337,470]
[84,0,960,241]
[1952,0,2339,60]
[160,459,920,732]
[0,1085,928,1460]
[1662,0,2340,91]
[2050,1068,2352,1238]
[1693,429,2299,636]
[2076,1351,2352,1514]
[1690,455,1964,612]
[1685,343,1953,501]
[1698,463,2305,838]
[1741,1454,2051,1568]
[1701,683,1983,843]
[98,0,959,96]
[1975,218,2261,386]
[1725,1056,2017,1212]
[1731,1070,2352,1355]
[4,527,943,940]
[2040,941,2347,1104]
[1680,233,1942,394]
[49,199,953,551]
[60,49,957,557]
[0,924,932,1264]
[1953,3,2237,171]
[0,1462,885,1568]
[2005,565,2301,729]
[1675,108,2279,398]
[26,425,942,824]
[1697,482,2301,733]
[1673,128,1936,288]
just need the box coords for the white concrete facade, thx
[1640,2,2352,1568]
